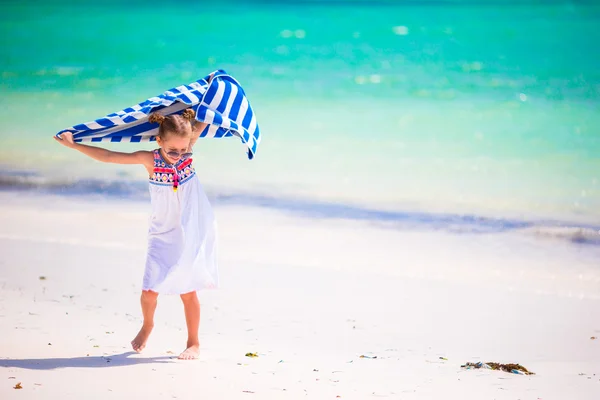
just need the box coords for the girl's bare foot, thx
[131,324,153,353]
[178,342,199,360]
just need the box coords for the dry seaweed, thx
[461,361,535,375]
[487,362,534,375]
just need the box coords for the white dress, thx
[142,149,218,294]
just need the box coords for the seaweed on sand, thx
[461,361,535,375]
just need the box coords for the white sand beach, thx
[0,191,599,399]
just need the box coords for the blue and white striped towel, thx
[56,69,261,159]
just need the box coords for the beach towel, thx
[55,70,260,159]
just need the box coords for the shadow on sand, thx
[0,352,177,370]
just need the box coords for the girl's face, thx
[157,133,191,164]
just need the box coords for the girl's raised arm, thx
[190,121,209,148]
[189,72,215,149]
[54,132,153,168]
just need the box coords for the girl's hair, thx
[148,109,196,139]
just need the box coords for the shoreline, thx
[2,142,600,227]
[1,170,600,240]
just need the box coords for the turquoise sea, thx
[1,0,599,226]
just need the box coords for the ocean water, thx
[1,0,599,227]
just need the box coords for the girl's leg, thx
[178,291,200,360]
[131,290,158,352]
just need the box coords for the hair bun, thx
[148,112,165,124]
[181,109,196,121]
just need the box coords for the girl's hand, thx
[53,132,76,148]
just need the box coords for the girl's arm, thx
[54,132,154,168]
[190,72,216,149]
[190,121,209,148]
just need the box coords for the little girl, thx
[53,109,217,360]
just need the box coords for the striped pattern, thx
[56,70,261,159]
